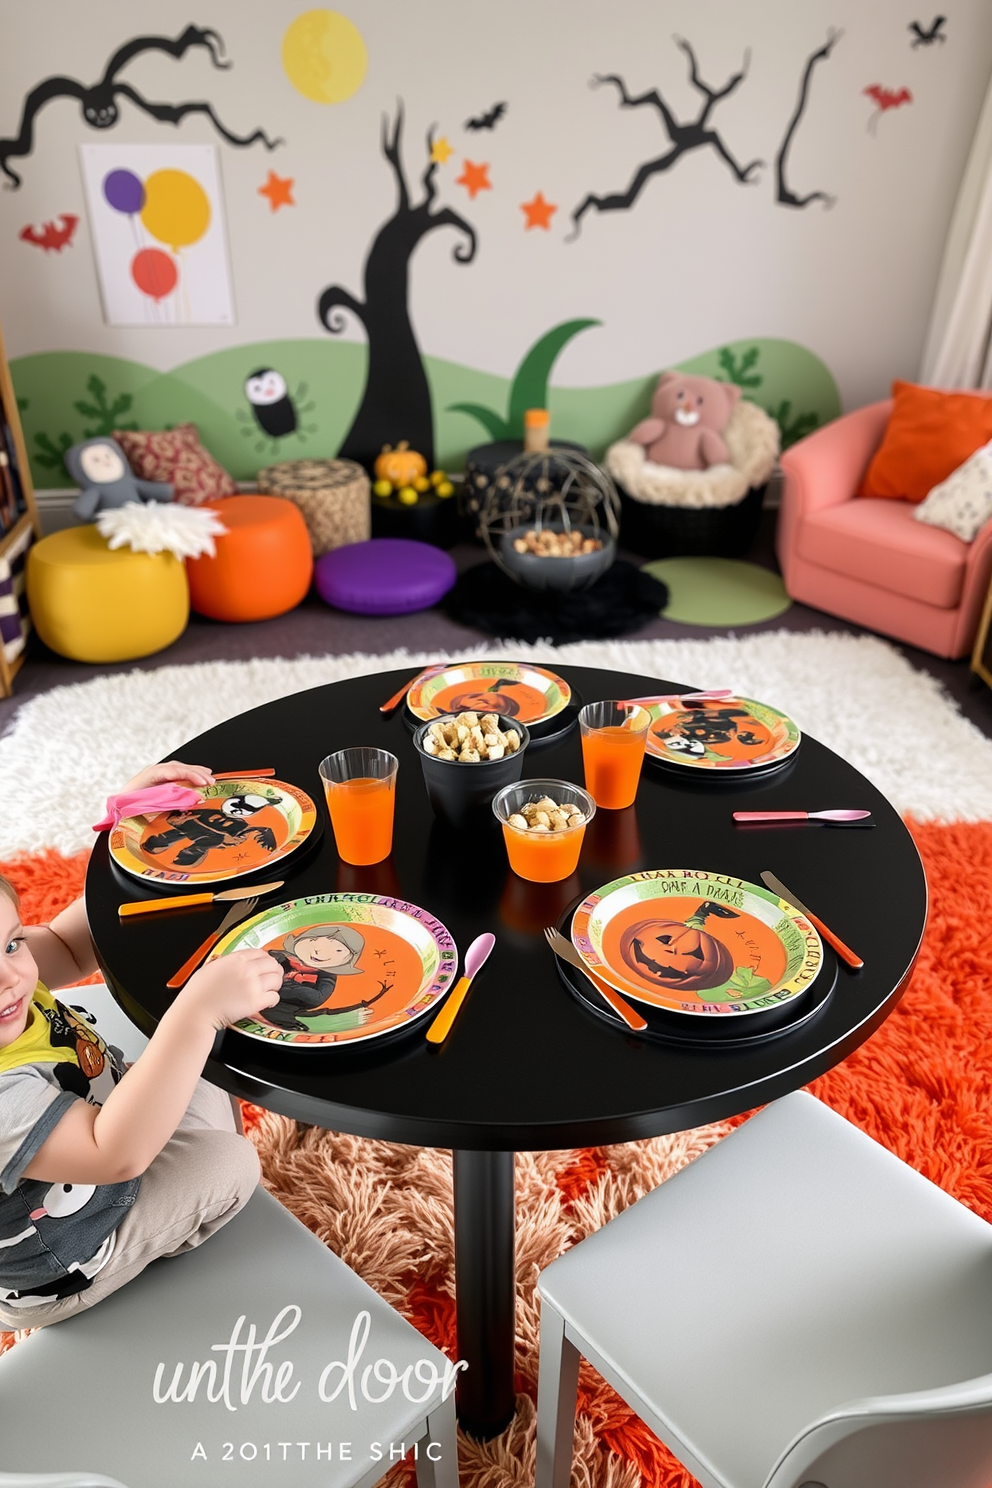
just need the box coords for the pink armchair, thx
[777,400,992,658]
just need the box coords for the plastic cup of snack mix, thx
[493,779,595,883]
[413,713,530,830]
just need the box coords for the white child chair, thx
[0,985,459,1488]
[535,1091,992,1488]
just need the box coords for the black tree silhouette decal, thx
[317,104,477,470]
[569,38,763,240]
[775,30,842,209]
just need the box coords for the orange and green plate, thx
[406,660,570,727]
[645,696,800,772]
[108,778,317,886]
[208,892,458,1046]
[571,869,822,1017]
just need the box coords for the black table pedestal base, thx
[452,1150,516,1438]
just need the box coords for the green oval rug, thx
[642,556,792,626]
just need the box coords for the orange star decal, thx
[258,171,295,212]
[521,191,557,230]
[456,160,492,200]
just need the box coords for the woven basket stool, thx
[256,457,370,555]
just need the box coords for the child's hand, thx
[123,760,215,793]
[177,949,283,1031]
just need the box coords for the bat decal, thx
[863,84,913,133]
[909,16,946,46]
[0,25,281,189]
[465,101,507,132]
[19,212,78,251]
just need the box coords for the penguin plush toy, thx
[65,436,174,521]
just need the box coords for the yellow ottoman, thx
[27,525,189,663]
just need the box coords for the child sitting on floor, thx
[0,759,283,1330]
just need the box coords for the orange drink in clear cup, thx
[579,702,651,809]
[319,748,398,865]
[493,779,595,884]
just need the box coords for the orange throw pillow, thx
[857,381,992,502]
[114,423,237,507]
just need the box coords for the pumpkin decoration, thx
[372,442,454,503]
[619,900,740,993]
[375,440,427,487]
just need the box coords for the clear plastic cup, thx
[319,747,398,865]
[493,779,595,883]
[579,701,651,809]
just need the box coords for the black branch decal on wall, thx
[0,25,281,189]
[775,29,842,209]
[568,38,763,240]
[317,103,477,471]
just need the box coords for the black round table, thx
[85,665,927,1440]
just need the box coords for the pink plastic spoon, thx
[426,932,496,1044]
[733,810,872,823]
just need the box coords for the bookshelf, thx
[0,316,42,696]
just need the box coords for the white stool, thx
[536,1091,992,1488]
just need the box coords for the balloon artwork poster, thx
[78,143,234,325]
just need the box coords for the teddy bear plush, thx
[64,436,173,521]
[629,372,741,470]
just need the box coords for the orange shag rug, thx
[3,819,992,1488]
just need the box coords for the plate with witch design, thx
[571,869,822,1018]
[108,778,317,886]
[207,893,458,1046]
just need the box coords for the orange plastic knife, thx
[119,881,283,917]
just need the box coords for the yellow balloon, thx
[282,9,367,104]
[140,169,211,250]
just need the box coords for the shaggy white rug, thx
[1,631,990,857]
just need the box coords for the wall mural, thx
[0,1,975,492]
[569,41,762,240]
[317,104,477,470]
[775,31,842,208]
[0,25,279,189]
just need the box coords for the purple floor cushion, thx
[315,537,457,615]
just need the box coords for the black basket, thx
[619,482,767,558]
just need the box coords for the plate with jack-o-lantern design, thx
[644,696,800,773]
[406,661,571,732]
[571,869,823,1017]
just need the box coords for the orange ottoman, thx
[186,496,313,622]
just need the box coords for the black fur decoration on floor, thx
[442,560,669,645]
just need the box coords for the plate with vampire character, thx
[645,696,800,775]
[108,778,318,886]
[206,893,458,1046]
[405,660,574,739]
[570,870,824,1022]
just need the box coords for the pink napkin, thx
[92,784,202,832]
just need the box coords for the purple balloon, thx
[103,169,145,215]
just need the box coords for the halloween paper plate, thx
[406,661,571,728]
[108,778,317,886]
[571,869,822,1017]
[207,892,457,1046]
[644,696,800,772]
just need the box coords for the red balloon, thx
[131,246,178,301]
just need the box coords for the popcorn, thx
[422,712,523,763]
[512,528,603,558]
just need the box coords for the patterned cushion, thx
[113,424,237,506]
[913,441,992,543]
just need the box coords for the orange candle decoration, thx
[319,748,398,866]
[523,407,550,453]
[579,702,651,810]
[493,779,595,884]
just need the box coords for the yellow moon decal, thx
[282,10,368,104]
